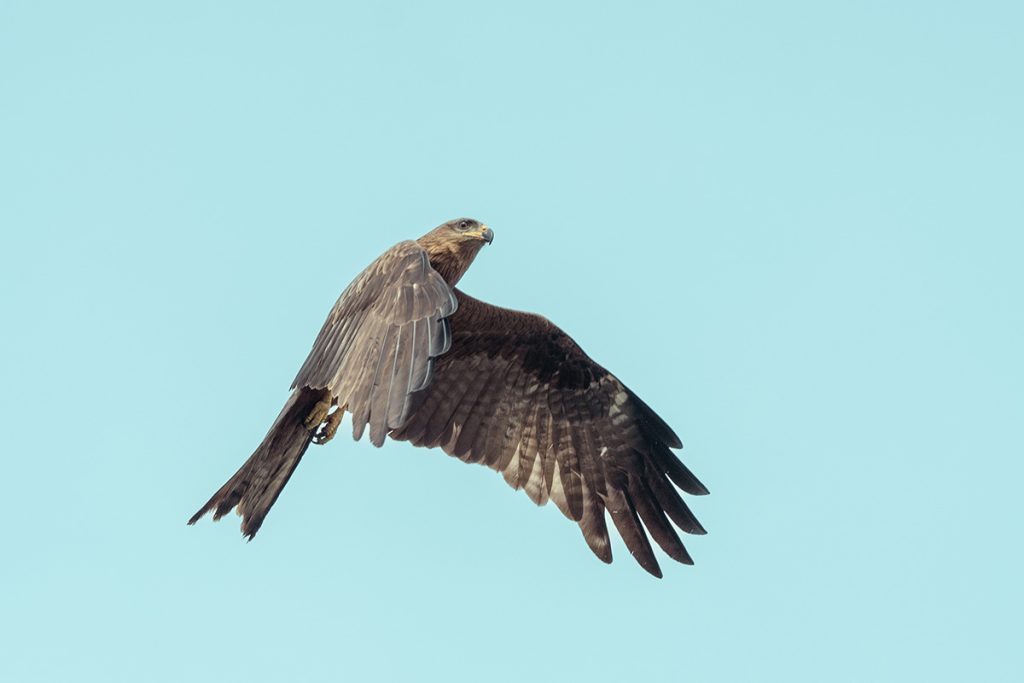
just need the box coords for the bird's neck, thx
[418,238,482,287]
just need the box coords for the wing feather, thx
[629,471,693,565]
[290,240,456,445]
[390,290,707,577]
[605,486,662,578]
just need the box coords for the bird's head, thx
[443,217,494,245]
[417,217,494,286]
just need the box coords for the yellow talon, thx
[304,395,332,431]
[313,409,343,445]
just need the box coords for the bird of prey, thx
[189,218,707,577]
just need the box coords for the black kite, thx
[189,219,707,577]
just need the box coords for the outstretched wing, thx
[391,290,708,577]
[292,240,457,446]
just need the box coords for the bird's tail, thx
[188,388,325,539]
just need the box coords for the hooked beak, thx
[469,225,494,244]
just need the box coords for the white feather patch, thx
[549,460,569,517]
[524,449,548,505]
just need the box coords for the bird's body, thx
[190,219,707,577]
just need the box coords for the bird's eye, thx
[458,220,469,230]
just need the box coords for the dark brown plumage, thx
[189,218,707,577]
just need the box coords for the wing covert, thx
[292,241,457,446]
[391,290,708,577]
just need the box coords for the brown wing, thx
[391,290,708,577]
[292,240,457,446]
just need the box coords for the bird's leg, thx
[304,392,333,432]
[313,408,343,445]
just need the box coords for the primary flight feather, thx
[189,218,707,577]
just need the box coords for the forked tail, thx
[188,388,325,539]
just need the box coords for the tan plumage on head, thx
[415,217,493,286]
[189,217,706,578]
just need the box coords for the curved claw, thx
[312,408,342,445]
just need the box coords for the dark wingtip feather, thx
[642,458,708,536]
[653,444,710,496]
[630,391,683,449]
[606,488,663,578]
[629,476,695,566]
[682,473,710,497]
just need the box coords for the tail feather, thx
[188,389,323,539]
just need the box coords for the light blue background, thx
[2,2,1021,681]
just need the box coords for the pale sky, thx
[2,2,1021,681]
